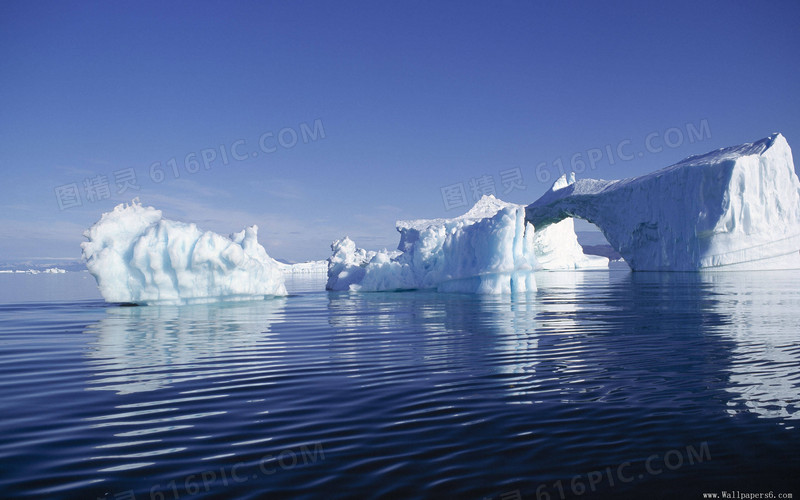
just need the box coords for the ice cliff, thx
[81,200,287,304]
[526,133,800,271]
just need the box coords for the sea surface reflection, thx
[0,271,798,498]
[85,299,288,394]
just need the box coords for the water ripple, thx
[0,273,799,498]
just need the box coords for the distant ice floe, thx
[276,260,329,274]
[0,268,67,274]
[82,200,287,305]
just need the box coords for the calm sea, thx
[0,270,798,499]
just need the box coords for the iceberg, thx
[328,195,607,294]
[326,195,607,294]
[81,200,287,304]
[327,196,538,293]
[526,133,800,271]
[326,195,609,294]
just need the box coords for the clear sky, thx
[2,1,799,262]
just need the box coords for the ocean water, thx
[0,270,799,499]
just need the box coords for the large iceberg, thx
[326,195,606,294]
[526,133,800,271]
[81,200,287,304]
[327,196,538,293]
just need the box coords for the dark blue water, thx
[0,271,799,499]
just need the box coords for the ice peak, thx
[397,195,518,233]
[462,194,516,220]
[551,173,576,191]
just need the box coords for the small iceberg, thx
[326,196,535,293]
[81,200,287,305]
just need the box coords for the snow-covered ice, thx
[327,196,538,293]
[532,175,609,270]
[534,219,609,270]
[81,200,287,304]
[327,195,605,294]
[326,194,607,294]
[526,133,800,271]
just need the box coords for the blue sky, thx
[1,1,799,262]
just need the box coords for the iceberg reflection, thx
[326,290,539,381]
[326,269,800,424]
[699,271,800,422]
[84,298,287,394]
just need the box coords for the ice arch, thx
[525,134,800,271]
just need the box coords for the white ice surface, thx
[400,192,606,271]
[81,200,287,304]
[327,195,603,294]
[526,134,800,271]
[532,177,610,270]
[327,196,538,293]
